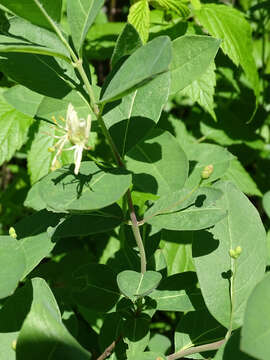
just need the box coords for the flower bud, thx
[9,227,17,239]
[48,146,55,152]
[201,164,214,179]
[229,246,242,259]
[229,249,236,259]
[235,246,242,256]
[11,340,16,350]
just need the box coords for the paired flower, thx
[50,103,91,175]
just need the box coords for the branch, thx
[96,336,122,360]
[167,338,226,360]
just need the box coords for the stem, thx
[167,338,226,360]
[127,190,147,273]
[96,335,122,360]
[33,0,77,62]
[45,0,147,273]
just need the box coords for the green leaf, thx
[19,234,55,278]
[215,329,255,360]
[150,272,201,312]
[181,62,216,120]
[160,230,195,276]
[4,85,43,117]
[71,263,120,312]
[0,93,33,166]
[148,333,171,354]
[127,352,166,360]
[13,211,60,278]
[0,281,34,360]
[193,181,266,329]
[0,0,62,31]
[223,159,262,197]
[128,0,150,44]
[32,161,132,213]
[27,120,74,184]
[0,34,70,62]
[195,4,260,100]
[200,113,264,148]
[175,309,226,354]
[36,90,94,122]
[169,35,220,95]
[16,278,91,360]
[184,143,235,189]
[0,236,26,299]
[103,72,170,156]
[124,314,150,356]
[0,53,73,98]
[0,17,70,61]
[263,191,270,218]
[67,0,104,53]
[111,23,142,68]
[126,129,189,195]
[86,22,125,61]
[52,204,123,237]
[99,36,172,103]
[24,180,47,211]
[117,270,162,301]
[151,0,190,17]
[241,273,270,360]
[144,187,226,231]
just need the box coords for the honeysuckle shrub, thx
[0,0,269,359]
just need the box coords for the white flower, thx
[50,103,91,175]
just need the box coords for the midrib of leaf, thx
[135,273,144,295]
[79,0,93,47]
[122,90,137,156]
[183,325,224,350]
[153,292,187,300]
[33,54,74,90]
[205,8,242,65]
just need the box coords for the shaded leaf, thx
[103,72,170,156]
[71,263,120,312]
[126,129,188,195]
[0,236,26,299]
[111,23,142,68]
[16,278,91,359]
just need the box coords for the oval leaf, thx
[169,35,220,95]
[34,161,132,213]
[193,181,267,329]
[117,270,162,301]
[100,36,172,103]
[67,0,104,53]
[0,0,62,31]
[126,129,188,195]
[241,273,270,360]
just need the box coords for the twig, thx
[96,336,122,360]
[167,338,226,360]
